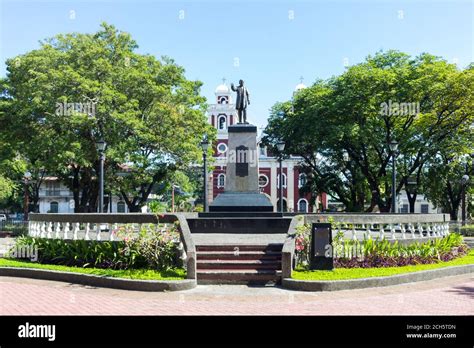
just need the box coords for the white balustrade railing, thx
[305,214,451,241]
[27,214,185,241]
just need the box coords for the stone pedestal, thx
[226,124,259,192]
[209,124,273,212]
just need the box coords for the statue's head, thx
[239,79,244,86]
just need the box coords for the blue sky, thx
[1,0,472,128]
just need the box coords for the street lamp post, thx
[461,174,469,226]
[388,139,399,213]
[23,171,31,221]
[276,141,286,213]
[200,135,210,212]
[96,138,106,213]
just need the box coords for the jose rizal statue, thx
[231,79,250,124]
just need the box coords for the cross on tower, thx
[299,76,304,84]
[222,77,227,84]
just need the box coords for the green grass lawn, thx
[0,258,186,280]
[292,250,474,281]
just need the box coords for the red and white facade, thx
[207,82,327,213]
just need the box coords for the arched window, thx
[298,199,308,213]
[117,201,126,213]
[50,201,59,213]
[277,173,287,188]
[218,96,229,104]
[298,173,307,188]
[218,115,227,130]
[217,174,226,188]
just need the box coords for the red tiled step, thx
[196,244,283,252]
[196,269,281,285]
[196,259,281,270]
[196,250,282,261]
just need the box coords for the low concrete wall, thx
[0,267,196,292]
[187,217,292,234]
[282,264,474,291]
[303,213,449,224]
[281,216,304,279]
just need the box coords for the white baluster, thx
[418,223,424,238]
[352,225,357,241]
[390,224,396,240]
[435,224,444,237]
[85,223,90,240]
[96,223,101,241]
[379,224,385,239]
[73,222,79,240]
[64,222,69,239]
[54,222,60,238]
[445,223,450,236]
[47,222,53,239]
[426,224,432,238]
[40,222,46,238]
[366,224,372,240]
[433,224,439,237]
[401,224,406,239]
[409,223,415,239]
[110,223,117,241]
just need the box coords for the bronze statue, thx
[231,79,250,123]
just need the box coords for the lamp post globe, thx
[276,141,285,152]
[389,139,398,152]
[461,174,469,185]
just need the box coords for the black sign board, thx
[310,223,334,270]
[235,145,249,177]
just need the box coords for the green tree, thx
[264,51,474,213]
[1,23,214,212]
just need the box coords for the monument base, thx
[209,192,274,212]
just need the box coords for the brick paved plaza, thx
[1,274,472,315]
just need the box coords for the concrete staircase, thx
[196,244,283,285]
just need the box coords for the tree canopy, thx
[0,23,215,212]
[263,50,474,216]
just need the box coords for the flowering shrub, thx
[293,223,469,269]
[13,221,183,271]
[294,223,311,267]
[114,222,183,271]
